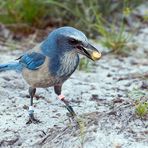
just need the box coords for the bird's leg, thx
[54,85,76,117]
[58,94,76,117]
[26,87,41,124]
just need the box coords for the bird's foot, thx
[26,112,41,124]
[65,105,84,129]
[66,105,76,118]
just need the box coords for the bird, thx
[0,26,101,124]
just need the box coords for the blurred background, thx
[0,0,147,54]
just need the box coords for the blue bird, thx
[0,27,101,124]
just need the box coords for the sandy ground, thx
[0,26,148,147]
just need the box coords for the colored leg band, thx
[58,94,65,100]
[29,106,34,111]
[28,106,34,115]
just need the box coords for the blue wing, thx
[19,52,46,70]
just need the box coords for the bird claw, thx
[67,113,83,129]
[66,105,76,117]
[26,115,41,124]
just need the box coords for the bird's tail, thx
[0,62,22,72]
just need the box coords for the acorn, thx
[91,51,101,61]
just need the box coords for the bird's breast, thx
[22,53,79,88]
[22,57,59,88]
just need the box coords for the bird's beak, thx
[77,43,101,61]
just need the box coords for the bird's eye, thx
[68,38,81,45]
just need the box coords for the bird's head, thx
[44,27,101,61]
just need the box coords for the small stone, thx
[23,105,28,110]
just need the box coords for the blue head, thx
[41,26,101,61]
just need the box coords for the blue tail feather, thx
[0,62,22,72]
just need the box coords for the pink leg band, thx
[58,94,65,100]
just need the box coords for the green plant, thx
[135,101,148,118]
[45,0,146,36]
[94,0,135,55]
[95,16,131,55]
[0,0,48,26]
[128,88,148,118]
[0,0,146,36]
[143,10,148,22]
[78,58,89,71]
[76,117,85,147]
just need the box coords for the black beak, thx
[77,43,101,61]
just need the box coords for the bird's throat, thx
[57,51,79,77]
